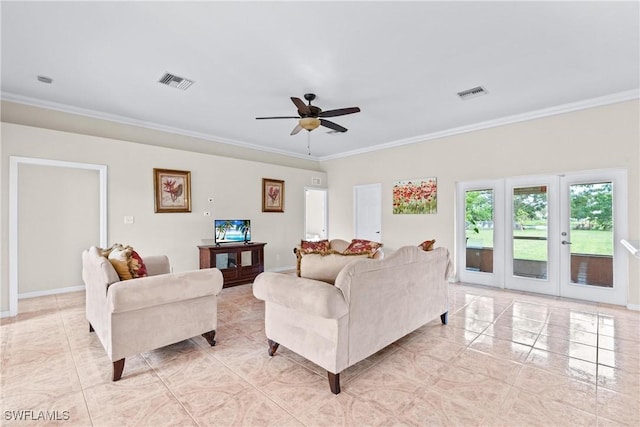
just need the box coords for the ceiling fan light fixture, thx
[299,117,321,131]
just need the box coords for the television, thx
[214,219,251,244]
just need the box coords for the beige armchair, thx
[82,246,223,380]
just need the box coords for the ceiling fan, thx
[256,93,361,135]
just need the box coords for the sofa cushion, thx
[418,239,436,251]
[300,253,369,284]
[343,239,382,257]
[300,239,331,255]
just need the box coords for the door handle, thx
[561,240,572,245]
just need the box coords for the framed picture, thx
[154,168,192,213]
[262,178,285,213]
[393,177,437,214]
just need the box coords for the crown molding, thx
[318,89,640,161]
[0,92,321,161]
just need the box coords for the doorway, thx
[304,187,327,240]
[457,170,628,305]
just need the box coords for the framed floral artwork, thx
[393,177,437,214]
[262,178,285,213]
[154,168,192,213]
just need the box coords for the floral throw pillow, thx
[418,239,436,251]
[103,243,147,280]
[343,239,382,257]
[299,239,331,255]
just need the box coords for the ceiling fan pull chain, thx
[307,131,311,156]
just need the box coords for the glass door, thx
[559,170,627,305]
[457,180,504,287]
[505,176,559,295]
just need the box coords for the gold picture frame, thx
[154,168,192,213]
[262,178,285,213]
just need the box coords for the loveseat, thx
[82,246,223,380]
[253,245,451,394]
[294,238,384,284]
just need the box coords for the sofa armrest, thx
[253,272,348,319]
[108,268,223,314]
[143,255,170,276]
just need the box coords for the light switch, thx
[124,216,135,224]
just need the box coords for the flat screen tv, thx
[214,219,251,244]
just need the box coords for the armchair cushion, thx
[108,268,223,314]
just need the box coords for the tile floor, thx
[1,283,639,426]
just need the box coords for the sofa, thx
[82,246,223,380]
[253,245,451,394]
[294,238,384,284]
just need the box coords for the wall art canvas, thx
[393,177,437,214]
[154,168,191,213]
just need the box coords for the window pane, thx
[513,186,548,279]
[465,189,494,273]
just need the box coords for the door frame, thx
[7,156,108,317]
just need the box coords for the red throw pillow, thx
[130,250,148,277]
[418,239,436,251]
[343,239,382,257]
[300,239,331,255]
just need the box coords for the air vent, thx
[457,86,487,100]
[158,72,194,90]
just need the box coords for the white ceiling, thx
[2,1,639,160]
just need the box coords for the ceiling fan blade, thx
[255,116,300,120]
[291,97,311,115]
[320,119,348,133]
[290,124,303,135]
[318,107,361,118]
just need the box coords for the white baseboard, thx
[0,310,12,319]
[627,303,640,311]
[18,285,85,300]
[267,265,296,273]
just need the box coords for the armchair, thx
[82,246,223,380]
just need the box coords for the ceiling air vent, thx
[457,86,487,100]
[158,72,194,90]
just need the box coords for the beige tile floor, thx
[1,283,639,426]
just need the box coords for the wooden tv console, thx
[198,242,266,288]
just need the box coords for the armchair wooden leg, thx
[328,372,341,394]
[112,358,125,381]
[267,339,279,356]
[202,330,216,346]
[89,322,94,332]
[440,311,448,325]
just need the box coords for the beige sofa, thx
[253,245,451,394]
[294,238,383,284]
[82,246,223,380]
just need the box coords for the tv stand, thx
[198,242,266,288]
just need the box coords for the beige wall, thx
[1,123,327,312]
[321,100,640,306]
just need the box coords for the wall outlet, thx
[124,216,135,224]
[203,211,211,216]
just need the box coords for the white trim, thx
[268,266,297,273]
[319,89,639,161]
[3,89,637,163]
[627,304,640,311]
[0,311,11,318]
[8,156,108,317]
[18,285,85,300]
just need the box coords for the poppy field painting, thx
[393,178,437,214]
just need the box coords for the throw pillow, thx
[343,239,383,257]
[105,243,147,280]
[299,239,331,255]
[419,239,436,251]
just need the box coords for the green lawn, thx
[466,228,613,261]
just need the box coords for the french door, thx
[457,170,628,306]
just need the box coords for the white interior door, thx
[354,183,382,242]
[559,170,627,305]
